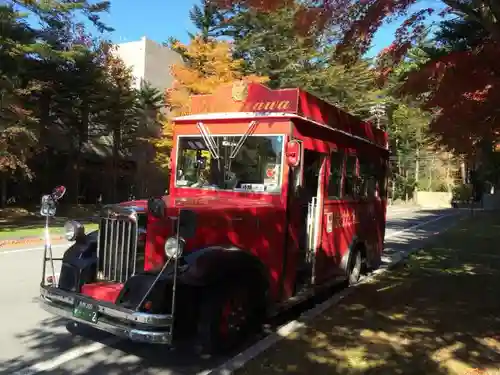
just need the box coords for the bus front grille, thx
[97,216,138,283]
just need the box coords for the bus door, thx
[295,149,326,287]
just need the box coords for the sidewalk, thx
[234,212,500,375]
[0,236,69,250]
[0,220,97,250]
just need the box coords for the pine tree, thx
[153,36,267,170]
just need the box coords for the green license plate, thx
[73,299,99,324]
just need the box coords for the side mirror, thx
[148,197,166,218]
[178,209,197,239]
[51,185,66,201]
[285,140,301,168]
[40,185,66,217]
[40,195,56,217]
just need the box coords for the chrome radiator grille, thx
[96,215,138,283]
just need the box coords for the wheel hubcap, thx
[351,253,361,281]
[220,297,247,337]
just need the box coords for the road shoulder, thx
[225,211,499,375]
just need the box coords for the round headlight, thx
[164,236,185,259]
[63,220,84,241]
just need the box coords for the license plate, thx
[73,299,99,324]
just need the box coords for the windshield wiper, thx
[229,120,258,159]
[196,122,220,159]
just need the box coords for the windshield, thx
[175,135,284,193]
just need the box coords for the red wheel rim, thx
[219,295,247,338]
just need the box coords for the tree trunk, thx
[111,126,120,203]
[0,174,7,208]
[460,159,466,184]
[446,153,451,193]
[39,92,51,194]
[414,146,419,202]
[427,156,434,191]
[405,168,409,202]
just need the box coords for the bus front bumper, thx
[39,285,173,344]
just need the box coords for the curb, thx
[199,213,465,375]
[0,236,65,248]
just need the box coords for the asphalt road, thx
[0,207,462,375]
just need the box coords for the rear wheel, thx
[196,281,262,355]
[348,248,363,285]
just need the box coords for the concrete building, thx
[114,36,182,93]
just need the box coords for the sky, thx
[21,0,445,57]
[91,0,445,57]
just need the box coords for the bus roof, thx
[173,82,388,150]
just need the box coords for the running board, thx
[268,275,347,318]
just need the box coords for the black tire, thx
[348,248,363,285]
[196,280,263,355]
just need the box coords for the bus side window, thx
[359,157,372,198]
[360,157,377,198]
[367,163,377,198]
[328,150,344,199]
[377,158,388,198]
[344,154,357,199]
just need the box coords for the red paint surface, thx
[182,82,387,149]
[76,83,389,312]
[144,193,288,301]
[118,200,148,209]
[190,83,299,114]
[81,282,124,303]
[141,84,388,306]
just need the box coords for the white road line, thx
[0,243,70,255]
[11,211,459,375]
[12,340,120,375]
[385,212,456,239]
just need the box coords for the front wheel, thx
[196,281,262,355]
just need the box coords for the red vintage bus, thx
[39,82,389,354]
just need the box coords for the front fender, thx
[58,231,98,292]
[62,230,98,262]
[179,246,270,291]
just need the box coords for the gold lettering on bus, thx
[331,212,358,229]
[264,101,278,110]
[277,100,291,110]
[252,102,264,111]
[252,100,291,111]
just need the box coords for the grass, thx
[0,223,99,240]
[235,212,500,375]
[0,205,101,240]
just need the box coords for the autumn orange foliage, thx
[153,36,268,169]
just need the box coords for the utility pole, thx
[369,103,386,129]
[369,103,390,201]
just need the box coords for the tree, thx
[0,0,113,204]
[132,82,165,197]
[99,43,137,202]
[209,0,499,59]
[394,17,499,156]
[0,5,38,186]
[188,0,225,41]
[214,4,321,88]
[209,1,381,117]
[153,36,267,170]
